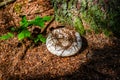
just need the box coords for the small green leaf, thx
[34,38,39,43]
[18,30,30,40]
[35,16,42,20]
[29,16,51,28]
[37,34,46,43]
[42,16,51,21]
[33,34,46,43]
[0,32,14,40]
[29,16,45,28]
[10,27,16,32]
[20,16,29,28]
[38,21,45,28]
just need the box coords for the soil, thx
[0,0,120,80]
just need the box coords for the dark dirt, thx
[0,0,120,80]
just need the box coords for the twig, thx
[20,41,33,60]
[0,0,16,8]
[41,16,55,33]
[9,41,33,74]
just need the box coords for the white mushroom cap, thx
[46,28,82,57]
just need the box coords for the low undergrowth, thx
[0,15,51,43]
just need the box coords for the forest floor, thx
[0,0,120,80]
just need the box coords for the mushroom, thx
[46,27,82,57]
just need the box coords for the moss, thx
[52,0,120,37]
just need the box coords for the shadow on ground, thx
[50,38,120,80]
[7,37,120,80]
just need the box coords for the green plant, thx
[0,32,14,40]
[52,0,120,37]
[0,15,51,43]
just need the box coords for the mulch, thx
[0,0,120,80]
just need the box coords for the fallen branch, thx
[0,0,16,7]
